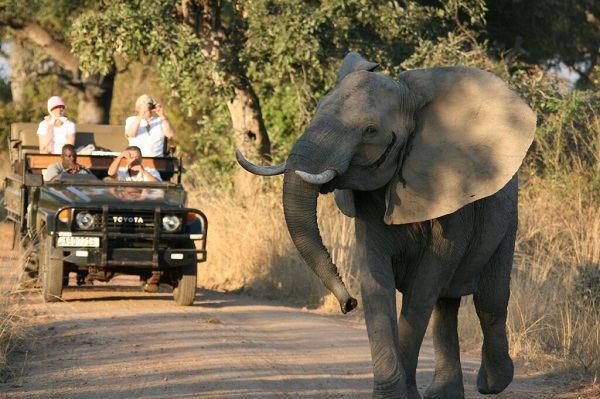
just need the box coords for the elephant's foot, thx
[372,379,420,399]
[477,354,514,394]
[424,378,464,399]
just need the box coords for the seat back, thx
[10,123,127,160]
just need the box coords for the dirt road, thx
[0,223,593,399]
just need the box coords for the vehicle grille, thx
[102,210,157,233]
[71,209,164,233]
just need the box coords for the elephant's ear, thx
[334,189,356,218]
[336,52,380,84]
[384,66,536,224]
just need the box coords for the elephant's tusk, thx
[235,148,286,176]
[295,169,337,185]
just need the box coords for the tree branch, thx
[6,20,80,75]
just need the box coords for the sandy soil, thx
[0,221,596,399]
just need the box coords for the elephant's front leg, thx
[360,259,409,399]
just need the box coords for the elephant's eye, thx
[363,126,377,140]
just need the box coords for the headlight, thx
[162,215,181,232]
[75,211,95,230]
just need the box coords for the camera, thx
[148,102,156,110]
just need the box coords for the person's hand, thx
[129,164,144,173]
[66,164,81,174]
[44,115,57,125]
[154,103,165,119]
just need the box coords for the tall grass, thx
[0,223,29,381]
[185,171,360,310]
[0,158,30,379]
[513,179,599,374]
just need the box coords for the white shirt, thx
[37,117,76,154]
[125,116,167,157]
[116,167,162,182]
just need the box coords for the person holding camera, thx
[125,94,175,157]
[107,146,162,182]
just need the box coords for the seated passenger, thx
[107,146,162,182]
[45,144,91,181]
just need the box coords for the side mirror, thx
[24,173,43,187]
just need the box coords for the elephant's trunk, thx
[283,170,357,314]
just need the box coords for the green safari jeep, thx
[3,123,207,306]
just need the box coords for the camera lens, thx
[148,103,156,110]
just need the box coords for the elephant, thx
[236,52,536,399]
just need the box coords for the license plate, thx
[57,236,100,248]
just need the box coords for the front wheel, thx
[173,242,197,306]
[173,264,197,306]
[39,235,64,302]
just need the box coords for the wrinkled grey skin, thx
[237,52,535,399]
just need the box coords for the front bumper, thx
[50,205,207,269]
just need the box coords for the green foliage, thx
[486,0,600,87]
[0,0,95,39]
[243,0,491,155]
[184,104,238,191]
[70,1,213,115]
[70,0,494,175]
[510,68,600,199]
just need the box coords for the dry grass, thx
[0,157,31,379]
[185,170,359,311]
[511,178,599,376]
[0,228,30,381]
[186,176,317,308]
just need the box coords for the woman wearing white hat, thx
[37,96,76,154]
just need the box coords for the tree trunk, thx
[185,0,272,198]
[76,71,115,124]
[228,76,272,199]
[8,37,28,110]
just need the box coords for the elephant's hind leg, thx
[474,306,513,394]
[474,234,515,394]
[424,297,465,399]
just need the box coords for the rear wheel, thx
[39,232,64,302]
[173,242,197,306]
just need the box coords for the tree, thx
[0,0,115,123]
[70,0,273,196]
[485,0,600,88]
[69,0,499,197]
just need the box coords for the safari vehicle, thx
[3,123,207,306]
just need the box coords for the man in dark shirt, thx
[45,144,91,181]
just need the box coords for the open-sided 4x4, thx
[3,123,207,305]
